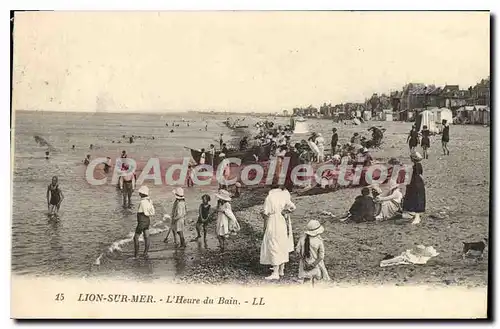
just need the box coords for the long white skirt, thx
[379,200,400,220]
[260,214,290,266]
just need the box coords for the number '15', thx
[55,293,64,301]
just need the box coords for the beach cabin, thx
[432,107,453,124]
[380,109,393,121]
[415,110,438,133]
[456,106,475,124]
[481,107,490,125]
[456,105,490,125]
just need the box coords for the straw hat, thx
[215,189,232,201]
[219,153,226,158]
[235,182,242,188]
[317,133,322,137]
[172,187,185,199]
[333,154,341,160]
[138,185,149,196]
[362,147,368,154]
[305,220,324,237]
[411,152,423,162]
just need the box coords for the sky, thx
[12,11,490,113]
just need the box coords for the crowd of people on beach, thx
[42,113,453,285]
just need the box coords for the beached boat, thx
[188,143,273,166]
[223,120,249,130]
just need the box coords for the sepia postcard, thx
[10,10,490,319]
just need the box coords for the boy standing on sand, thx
[331,128,338,156]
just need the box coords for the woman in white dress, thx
[215,189,240,252]
[280,186,295,253]
[315,133,325,163]
[374,180,403,221]
[260,185,296,280]
[296,220,331,282]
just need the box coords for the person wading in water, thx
[119,163,136,208]
[134,186,155,258]
[47,176,64,217]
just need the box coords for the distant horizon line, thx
[13,109,281,115]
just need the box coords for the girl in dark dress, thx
[407,125,419,151]
[195,194,212,243]
[402,152,426,225]
[420,125,431,159]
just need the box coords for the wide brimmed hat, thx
[411,152,423,162]
[235,182,242,188]
[219,153,226,158]
[216,189,232,201]
[138,185,149,196]
[172,187,185,199]
[362,148,368,153]
[305,220,324,237]
[317,133,322,137]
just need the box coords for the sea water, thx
[11,111,239,277]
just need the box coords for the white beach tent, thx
[415,110,439,133]
[291,116,309,134]
[432,107,453,124]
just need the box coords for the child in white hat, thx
[135,185,155,258]
[215,189,240,252]
[295,220,331,283]
[164,187,187,248]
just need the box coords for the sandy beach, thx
[92,119,489,287]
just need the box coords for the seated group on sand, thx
[341,152,426,225]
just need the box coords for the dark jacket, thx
[349,195,376,222]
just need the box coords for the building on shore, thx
[470,77,490,106]
[287,76,489,123]
[293,105,319,117]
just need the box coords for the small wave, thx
[94,215,171,266]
